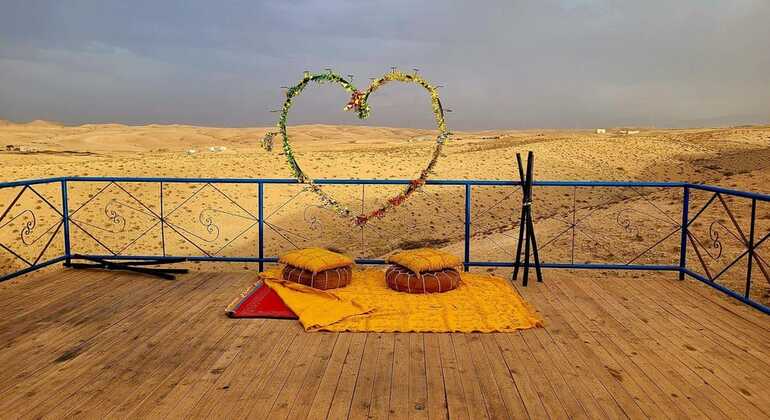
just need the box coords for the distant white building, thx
[595,128,606,134]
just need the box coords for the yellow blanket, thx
[262,268,542,333]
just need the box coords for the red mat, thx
[226,280,297,319]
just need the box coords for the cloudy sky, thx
[1,0,768,129]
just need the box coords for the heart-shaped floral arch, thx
[262,69,450,226]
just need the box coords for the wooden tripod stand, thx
[512,151,543,286]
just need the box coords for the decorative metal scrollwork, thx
[198,208,222,242]
[303,205,325,233]
[104,199,127,233]
[705,220,725,260]
[0,209,49,247]
[19,210,37,245]
[615,208,641,237]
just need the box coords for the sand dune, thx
[2,120,769,194]
[23,119,63,127]
[1,120,769,304]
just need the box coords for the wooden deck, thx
[0,268,768,419]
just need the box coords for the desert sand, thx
[1,120,769,305]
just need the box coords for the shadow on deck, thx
[0,268,768,419]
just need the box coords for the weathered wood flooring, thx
[0,268,768,419]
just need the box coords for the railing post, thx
[60,178,71,266]
[746,198,756,298]
[258,182,265,272]
[678,185,689,280]
[159,181,166,256]
[464,183,471,272]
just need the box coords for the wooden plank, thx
[265,333,334,419]
[0,274,159,386]
[44,272,236,418]
[0,270,136,328]
[0,268,95,319]
[521,283,626,419]
[230,321,308,417]
[201,320,305,419]
[369,333,395,419]
[104,283,260,418]
[2,268,769,419]
[492,333,549,419]
[437,333,469,420]
[0,270,189,366]
[408,333,429,420]
[325,333,367,419]
[645,277,770,363]
[631,278,770,382]
[614,278,770,415]
[576,277,730,419]
[0,271,130,351]
[476,334,529,419]
[519,328,590,419]
[505,331,571,419]
[0,265,84,299]
[545,278,676,419]
[284,333,341,420]
[236,328,319,420]
[531,280,649,419]
[595,277,761,419]
[624,278,770,401]
[518,283,609,419]
[451,333,495,419]
[559,277,708,420]
[0,271,214,414]
[389,333,411,419]
[0,268,74,305]
[304,332,353,419]
[165,320,298,418]
[462,334,517,419]
[422,333,447,420]
[348,333,383,419]
[128,318,268,418]
[675,278,770,330]
[72,300,238,417]
[555,276,701,419]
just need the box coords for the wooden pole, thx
[512,153,527,282]
[525,151,543,282]
[512,151,543,286]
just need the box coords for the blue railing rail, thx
[0,176,768,315]
[0,178,68,282]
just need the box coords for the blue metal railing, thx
[0,178,68,282]
[0,176,768,315]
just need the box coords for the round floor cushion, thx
[282,264,352,290]
[385,264,461,293]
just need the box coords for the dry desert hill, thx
[1,120,769,305]
[1,121,769,184]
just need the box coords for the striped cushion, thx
[282,264,352,290]
[385,264,460,294]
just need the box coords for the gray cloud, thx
[1,0,768,129]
